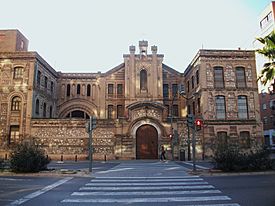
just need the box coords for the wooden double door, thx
[136,124,158,159]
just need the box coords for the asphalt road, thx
[0,161,274,206]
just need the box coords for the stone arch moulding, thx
[58,98,97,118]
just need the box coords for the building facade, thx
[0,30,263,160]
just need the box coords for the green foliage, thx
[10,142,50,173]
[212,141,272,172]
[257,30,275,85]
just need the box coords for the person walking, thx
[160,145,166,161]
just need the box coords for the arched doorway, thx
[136,124,158,159]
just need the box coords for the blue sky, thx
[0,0,272,72]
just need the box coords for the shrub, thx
[10,142,50,173]
[212,141,272,172]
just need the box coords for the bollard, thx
[61,155,63,162]
[75,155,77,162]
[5,153,7,160]
[104,154,107,162]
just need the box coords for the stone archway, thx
[136,124,158,159]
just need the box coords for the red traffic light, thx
[195,119,202,131]
[195,119,202,126]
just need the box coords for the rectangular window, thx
[192,101,195,115]
[191,76,194,89]
[51,81,54,93]
[13,67,23,79]
[236,67,246,88]
[214,67,224,88]
[117,84,123,95]
[197,98,201,113]
[108,84,114,95]
[44,76,48,90]
[108,105,113,119]
[9,125,20,144]
[238,96,248,119]
[172,84,178,97]
[217,131,228,145]
[172,105,178,117]
[240,131,250,149]
[37,70,41,86]
[163,84,169,98]
[117,105,123,118]
[196,70,199,84]
[187,81,190,93]
[216,96,226,119]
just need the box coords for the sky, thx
[0,0,272,73]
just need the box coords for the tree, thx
[257,30,275,86]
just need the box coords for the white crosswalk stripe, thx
[61,176,240,205]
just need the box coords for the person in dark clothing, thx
[160,145,166,161]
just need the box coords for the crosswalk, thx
[61,176,240,205]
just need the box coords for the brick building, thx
[0,30,263,160]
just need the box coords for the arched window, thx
[49,106,53,118]
[43,103,47,117]
[238,95,248,119]
[77,84,81,95]
[35,99,40,115]
[66,84,71,97]
[11,96,21,111]
[216,96,226,119]
[140,69,147,90]
[87,84,91,96]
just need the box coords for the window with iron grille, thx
[117,105,124,118]
[216,95,226,119]
[217,131,228,145]
[236,67,246,88]
[35,99,40,115]
[214,67,224,88]
[108,105,113,119]
[9,125,19,144]
[43,103,47,117]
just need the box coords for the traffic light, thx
[195,119,202,131]
[187,114,194,128]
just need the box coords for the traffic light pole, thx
[187,125,191,161]
[88,116,93,173]
[192,126,196,172]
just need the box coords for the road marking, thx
[0,178,30,181]
[94,176,199,179]
[96,167,133,174]
[62,195,231,203]
[184,162,210,169]
[164,166,181,170]
[72,189,222,196]
[85,181,208,186]
[9,177,73,205]
[90,178,203,182]
[179,204,240,206]
[79,185,215,191]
